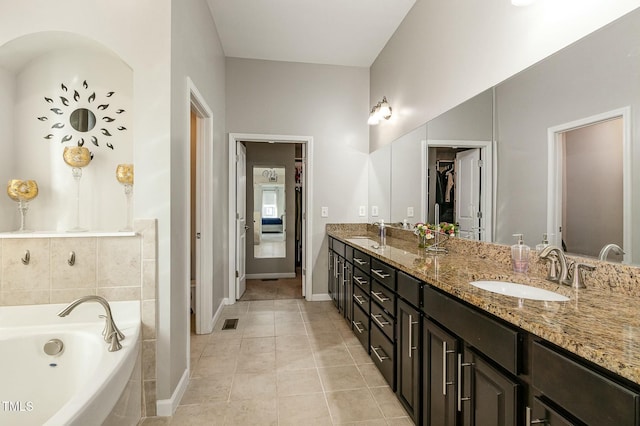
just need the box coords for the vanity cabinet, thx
[531,340,640,425]
[369,258,397,389]
[328,238,351,321]
[423,319,458,426]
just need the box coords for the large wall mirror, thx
[253,166,286,259]
[370,7,640,265]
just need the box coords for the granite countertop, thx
[327,225,640,387]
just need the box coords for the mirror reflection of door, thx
[253,166,286,258]
[562,117,623,260]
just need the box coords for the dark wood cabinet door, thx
[530,397,580,426]
[397,299,420,422]
[462,348,519,426]
[423,319,458,426]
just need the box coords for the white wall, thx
[0,0,174,409]
[370,0,640,151]
[226,58,370,295]
[0,68,15,228]
[170,0,227,405]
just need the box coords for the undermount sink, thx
[470,281,569,302]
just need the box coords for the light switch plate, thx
[371,206,379,217]
[407,207,414,217]
[321,206,329,217]
[359,206,366,216]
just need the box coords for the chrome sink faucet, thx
[598,243,624,261]
[58,295,125,352]
[539,245,569,284]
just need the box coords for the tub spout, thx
[58,295,125,352]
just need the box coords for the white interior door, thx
[300,145,307,297]
[455,149,481,240]
[236,142,247,299]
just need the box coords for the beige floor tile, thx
[305,320,340,334]
[236,351,276,373]
[334,419,388,425]
[240,336,276,354]
[181,375,233,405]
[275,321,308,336]
[314,346,356,367]
[318,365,367,391]
[138,417,170,425]
[192,356,238,378]
[171,401,227,425]
[325,388,384,423]
[276,349,317,371]
[275,335,312,352]
[357,363,389,388]
[243,312,275,325]
[347,345,374,365]
[369,386,410,418]
[277,368,323,396]
[243,323,276,338]
[308,331,345,350]
[275,311,303,322]
[385,416,415,425]
[341,332,362,347]
[278,394,332,424]
[225,398,277,426]
[203,338,242,357]
[248,300,276,312]
[230,372,277,400]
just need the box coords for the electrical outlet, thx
[407,207,414,217]
[321,206,329,217]
[371,206,379,217]
[359,206,366,216]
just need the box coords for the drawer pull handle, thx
[371,345,389,363]
[457,353,474,412]
[371,269,390,279]
[442,342,455,395]
[353,294,366,305]
[371,291,390,303]
[352,321,364,334]
[525,407,547,425]
[353,276,367,286]
[371,313,390,328]
[354,257,367,266]
[408,314,418,358]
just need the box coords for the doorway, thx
[547,107,631,262]
[426,140,493,242]
[228,133,314,303]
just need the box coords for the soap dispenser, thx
[379,219,386,247]
[535,233,549,253]
[511,234,530,273]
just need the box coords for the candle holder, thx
[6,179,39,232]
[63,146,91,232]
[115,164,134,231]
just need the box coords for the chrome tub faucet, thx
[58,295,125,352]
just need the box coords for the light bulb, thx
[378,97,392,119]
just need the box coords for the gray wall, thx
[170,0,227,401]
[245,142,296,276]
[494,8,640,262]
[226,58,370,296]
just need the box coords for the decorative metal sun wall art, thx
[37,80,126,150]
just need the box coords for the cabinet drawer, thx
[332,239,345,257]
[371,301,394,341]
[353,284,370,314]
[371,258,396,290]
[423,286,520,375]
[532,341,640,426]
[345,245,353,263]
[352,304,370,351]
[371,322,395,388]
[397,271,421,308]
[371,280,395,317]
[352,271,370,293]
[352,249,371,273]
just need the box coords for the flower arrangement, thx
[414,222,459,248]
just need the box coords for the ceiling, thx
[206,0,416,67]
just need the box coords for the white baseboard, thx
[246,272,296,279]
[156,368,189,417]
[309,293,331,301]
[210,298,228,330]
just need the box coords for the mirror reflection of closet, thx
[253,166,286,258]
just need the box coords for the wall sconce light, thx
[368,96,392,125]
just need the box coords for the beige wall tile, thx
[142,259,156,300]
[0,290,49,305]
[97,236,141,287]
[50,288,97,304]
[142,339,156,380]
[143,380,156,417]
[142,299,156,340]
[2,238,50,291]
[97,286,141,301]
[51,238,97,289]
[135,219,157,261]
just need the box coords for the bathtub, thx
[0,300,140,426]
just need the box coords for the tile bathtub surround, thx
[327,224,640,387]
[0,218,159,421]
[140,299,412,425]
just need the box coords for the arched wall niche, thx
[0,31,134,232]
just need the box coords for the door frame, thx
[427,139,494,242]
[187,77,215,335]
[547,106,632,262]
[228,133,314,303]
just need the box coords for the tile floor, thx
[240,275,303,301]
[140,299,412,425]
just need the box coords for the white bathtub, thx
[0,300,140,426]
